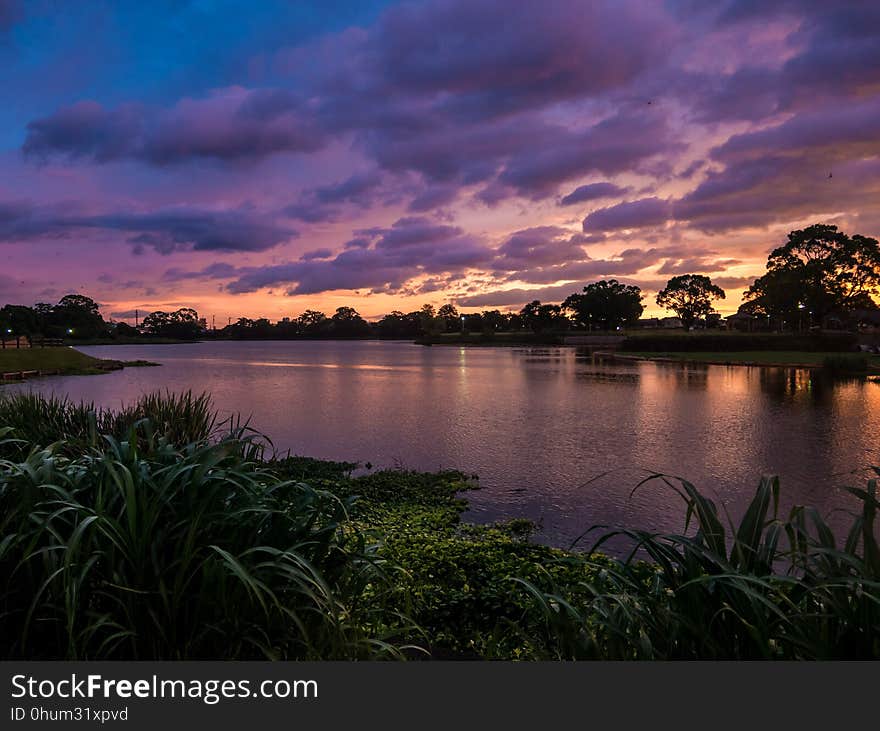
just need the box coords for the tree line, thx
[2,224,877,341]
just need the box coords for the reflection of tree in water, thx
[758,367,835,406]
[512,347,567,365]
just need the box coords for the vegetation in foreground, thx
[1,392,878,660]
[0,347,157,377]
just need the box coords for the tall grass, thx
[0,394,414,660]
[516,473,880,659]
[0,390,246,459]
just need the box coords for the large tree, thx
[743,224,880,326]
[656,275,726,329]
[143,308,201,339]
[297,309,329,336]
[49,294,107,338]
[437,303,460,333]
[519,300,565,333]
[563,279,644,331]
[330,306,371,337]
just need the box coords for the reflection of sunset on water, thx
[9,341,878,548]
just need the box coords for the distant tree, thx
[142,308,201,339]
[519,300,565,333]
[52,294,107,338]
[656,275,726,329]
[481,310,506,332]
[142,311,170,336]
[298,310,329,336]
[461,312,483,333]
[0,304,40,337]
[437,303,460,333]
[743,224,880,327]
[330,306,371,337]
[114,322,139,338]
[563,279,644,331]
[419,304,440,335]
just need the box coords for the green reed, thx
[515,472,880,659]
[0,404,415,660]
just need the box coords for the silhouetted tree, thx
[330,306,371,337]
[437,303,460,333]
[519,300,565,333]
[743,224,880,327]
[298,310,329,337]
[563,279,644,330]
[657,275,726,329]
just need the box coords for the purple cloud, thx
[560,182,628,206]
[226,215,495,295]
[24,88,325,165]
[583,198,673,232]
[0,201,297,254]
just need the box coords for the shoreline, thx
[0,347,160,382]
[606,350,880,372]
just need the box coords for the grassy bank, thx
[0,347,158,377]
[1,391,878,660]
[620,350,880,371]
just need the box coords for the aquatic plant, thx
[0,422,412,660]
[0,390,235,458]
[516,473,880,659]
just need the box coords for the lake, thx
[5,340,879,547]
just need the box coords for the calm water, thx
[5,340,880,547]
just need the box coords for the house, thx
[725,311,757,332]
[636,317,661,328]
[659,316,683,329]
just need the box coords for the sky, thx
[1,0,879,323]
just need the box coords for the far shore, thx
[0,347,159,382]
[605,350,880,371]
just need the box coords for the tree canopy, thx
[656,275,726,329]
[743,224,880,324]
[563,279,644,330]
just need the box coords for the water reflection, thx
[4,340,878,548]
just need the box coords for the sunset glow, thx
[2,0,878,322]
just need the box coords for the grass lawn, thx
[0,347,157,376]
[623,350,880,369]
